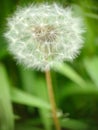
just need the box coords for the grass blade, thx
[84,57,98,87]
[54,63,86,87]
[60,118,88,130]
[10,87,51,110]
[0,64,14,130]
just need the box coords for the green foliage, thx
[1,0,98,130]
[54,63,86,87]
[0,64,14,130]
[60,118,88,130]
[10,87,51,110]
[84,56,98,87]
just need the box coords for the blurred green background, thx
[1,0,98,130]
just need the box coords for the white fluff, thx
[5,3,85,71]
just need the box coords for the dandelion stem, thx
[45,70,61,130]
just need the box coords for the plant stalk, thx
[45,70,61,130]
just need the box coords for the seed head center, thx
[32,25,57,43]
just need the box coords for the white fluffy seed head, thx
[4,3,85,71]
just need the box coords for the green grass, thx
[1,0,98,130]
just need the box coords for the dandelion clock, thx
[5,3,85,130]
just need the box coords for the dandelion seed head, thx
[4,3,85,71]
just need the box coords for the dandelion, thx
[4,3,84,71]
[4,3,85,130]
